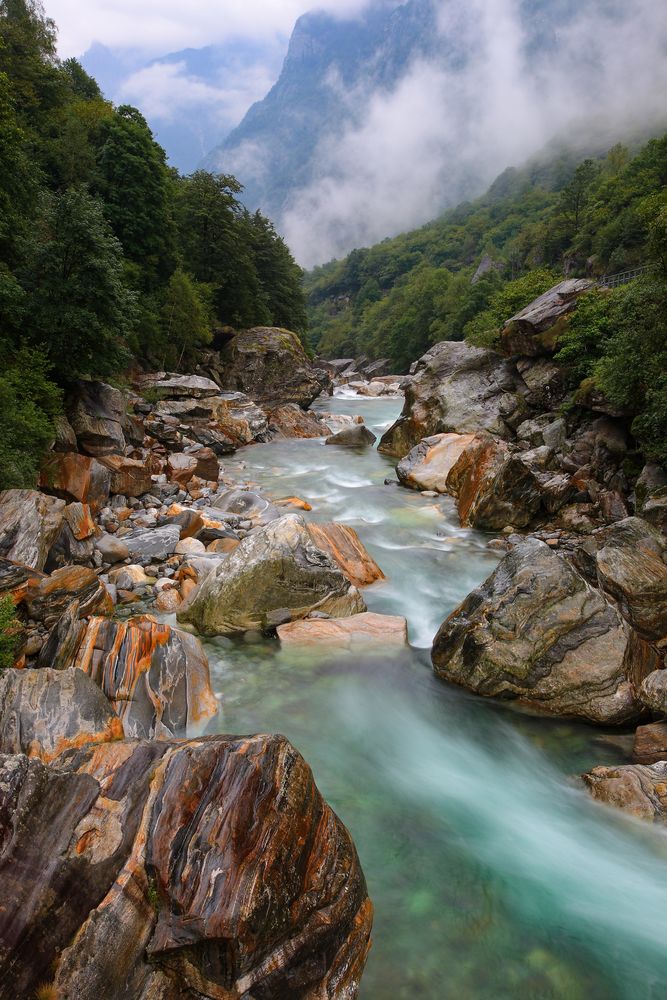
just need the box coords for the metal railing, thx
[597,263,656,288]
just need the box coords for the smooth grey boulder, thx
[432,538,657,724]
[218,327,326,407]
[67,380,126,456]
[0,667,123,762]
[210,488,284,526]
[178,513,366,635]
[325,424,377,448]
[94,533,130,564]
[501,278,595,356]
[123,525,181,561]
[594,517,667,641]
[379,341,527,458]
[0,489,66,571]
[141,372,220,398]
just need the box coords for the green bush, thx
[0,594,22,669]
[464,268,558,348]
[0,343,62,489]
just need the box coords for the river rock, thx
[320,412,365,436]
[637,670,667,716]
[51,614,218,738]
[267,403,328,438]
[209,392,270,445]
[594,518,667,640]
[379,341,527,458]
[45,502,97,570]
[123,524,181,561]
[210,487,284,526]
[326,424,377,448]
[0,734,372,1000]
[95,533,130,564]
[40,451,111,510]
[218,327,325,407]
[0,667,123,762]
[501,278,595,356]
[397,433,478,493]
[98,454,153,497]
[0,489,66,571]
[306,522,385,587]
[432,538,655,724]
[141,372,220,398]
[23,564,113,627]
[166,452,198,486]
[633,722,667,764]
[278,612,408,648]
[179,513,366,635]
[67,380,127,456]
[582,761,667,823]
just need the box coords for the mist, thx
[281,0,667,267]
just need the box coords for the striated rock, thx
[218,327,325,407]
[326,424,377,448]
[582,761,667,823]
[278,612,408,648]
[397,433,477,493]
[319,412,365,436]
[140,372,220,398]
[638,670,667,716]
[209,392,270,445]
[58,614,218,738]
[123,525,181,561]
[306,522,385,587]
[53,413,78,451]
[67,380,126,456]
[380,341,527,458]
[268,403,327,438]
[594,518,667,640]
[24,565,113,628]
[0,735,371,999]
[501,278,594,356]
[0,667,123,762]
[179,513,366,635]
[98,454,153,497]
[633,722,667,764]
[40,451,111,511]
[46,502,97,570]
[635,463,667,534]
[0,489,66,571]
[432,538,656,724]
[63,502,96,541]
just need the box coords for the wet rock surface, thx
[277,612,408,648]
[217,326,327,407]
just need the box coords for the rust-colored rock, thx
[397,432,477,493]
[63,502,96,540]
[582,761,667,823]
[595,517,667,641]
[98,454,153,497]
[0,736,372,999]
[166,452,198,486]
[23,565,112,628]
[268,403,327,438]
[40,451,111,511]
[633,722,667,765]
[275,496,314,511]
[155,588,182,613]
[0,667,123,763]
[278,612,408,648]
[67,615,218,738]
[306,522,385,587]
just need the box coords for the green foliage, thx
[0,342,61,488]
[0,594,21,669]
[464,268,558,348]
[159,269,213,369]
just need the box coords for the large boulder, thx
[501,278,595,356]
[42,613,218,739]
[0,735,372,999]
[140,372,220,398]
[67,380,126,456]
[326,424,377,448]
[179,513,366,635]
[98,454,153,497]
[432,538,657,724]
[0,667,123,762]
[306,522,385,587]
[397,433,478,493]
[582,761,667,823]
[218,327,325,407]
[40,452,111,511]
[122,524,181,561]
[633,722,667,764]
[154,390,269,447]
[594,518,667,641]
[0,490,66,571]
[379,341,527,458]
[267,403,328,438]
[23,565,113,627]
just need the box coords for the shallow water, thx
[202,393,667,999]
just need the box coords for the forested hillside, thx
[306,135,667,461]
[0,0,306,490]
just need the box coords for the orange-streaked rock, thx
[267,403,327,438]
[166,452,198,486]
[0,489,67,570]
[24,565,113,627]
[63,502,96,540]
[278,611,408,648]
[274,495,313,511]
[397,432,477,493]
[306,522,385,587]
[40,452,111,511]
[97,454,153,497]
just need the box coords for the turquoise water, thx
[201,394,667,999]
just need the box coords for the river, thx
[199,392,667,999]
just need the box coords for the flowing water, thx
[198,393,667,999]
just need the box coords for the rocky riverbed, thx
[1,298,667,999]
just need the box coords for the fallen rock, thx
[638,670,667,716]
[633,722,667,764]
[582,761,667,823]
[501,278,595,356]
[218,327,325,407]
[0,489,66,571]
[67,380,126,456]
[319,412,365,436]
[326,424,377,448]
[432,538,656,724]
[0,667,123,762]
[209,392,270,445]
[635,463,667,534]
[379,341,527,458]
[594,518,667,641]
[306,522,385,587]
[179,513,366,635]
[98,454,153,497]
[45,502,97,570]
[0,735,372,1000]
[278,612,408,648]
[166,452,198,486]
[40,451,111,511]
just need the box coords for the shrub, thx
[0,594,22,669]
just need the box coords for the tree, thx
[247,210,307,333]
[21,186,136,380]
[0,342,61,489]
[159,269,212,369]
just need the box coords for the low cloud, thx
[282,0,667,266]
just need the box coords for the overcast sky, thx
[47,0,374,57]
